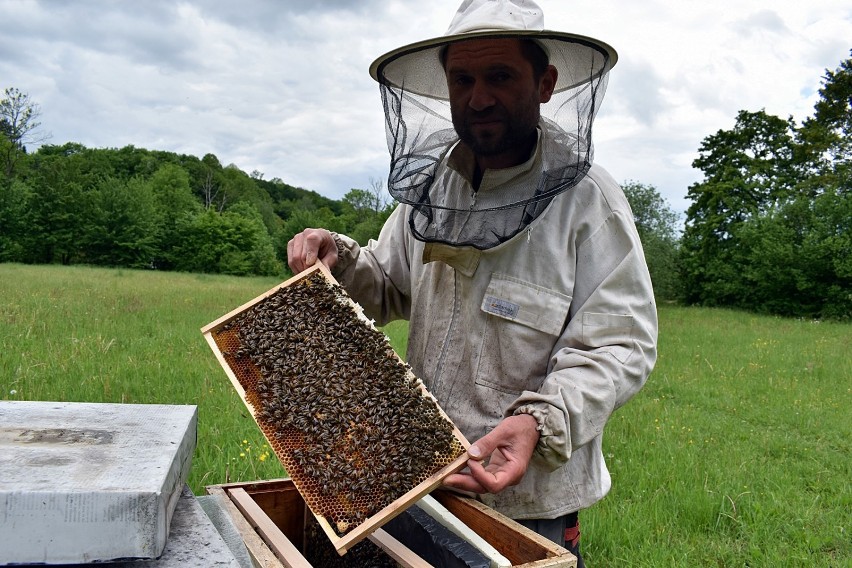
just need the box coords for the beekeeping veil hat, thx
[370,0,617,249]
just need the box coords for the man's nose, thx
[468,81,495,111]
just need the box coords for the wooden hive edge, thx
[432,490,577,567]
[210,482,435,568]
[204,485,286,568]
[209,480,578,568]
[227,487,313,568]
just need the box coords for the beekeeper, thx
[288,1,658,563]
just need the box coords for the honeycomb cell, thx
[211,270,466,538]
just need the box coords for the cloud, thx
[605,59,665,127]
[733,9,790,37]
[1,0,850,210]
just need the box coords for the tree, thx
[223,202,281,277]
[336,178,394,245]
[26,180,88,265]
[687,109,799,230]
[622,180,680,243]
[23,148,91,264]
[732,189,851,319]
[1,87,50,178]
[0,179,32,261]
[171,204,281,276]
[680,54,851,319]
[83,176,159,268]
[621,181,681,301]
[343,188,379,213]
[680,110,802,306]
[149,163,202,269]
[198,153,226,211]
[797,53,851,194]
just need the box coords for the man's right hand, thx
[287,228,338,273]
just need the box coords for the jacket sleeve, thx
[507,204,659,471]
[330,205,413,326]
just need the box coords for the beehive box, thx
[206,478,577,568]
[90,485,242,568]
[0,401,197,565]
[201,264,470,555]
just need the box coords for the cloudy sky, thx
[2,0,850,217]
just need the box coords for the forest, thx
[1,53,849,319]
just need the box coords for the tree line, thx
[1,52,849,320]
[0,88,393,278]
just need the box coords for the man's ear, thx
[539,65,558,103]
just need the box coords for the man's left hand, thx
[443,413,540,494]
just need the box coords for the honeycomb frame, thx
[201,263,470,555]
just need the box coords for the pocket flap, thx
[480,273,571,336]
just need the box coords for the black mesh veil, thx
[373,34,613,250]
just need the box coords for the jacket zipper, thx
[431,269,460,393]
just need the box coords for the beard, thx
[451,97,540,160]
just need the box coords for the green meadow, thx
[1,263,849,566]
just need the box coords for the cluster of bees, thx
[303,514,397,568]
[215,271,464,536]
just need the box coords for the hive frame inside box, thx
[201,263,471,555]
[206,478,577,568]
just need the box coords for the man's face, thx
[444,38,554,170]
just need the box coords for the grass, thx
[585,307,851,566]
[0,263,290,488]
[1,263,849,566]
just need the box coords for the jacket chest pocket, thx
[475,274,572,394]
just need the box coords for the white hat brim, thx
[369,30,617,100]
